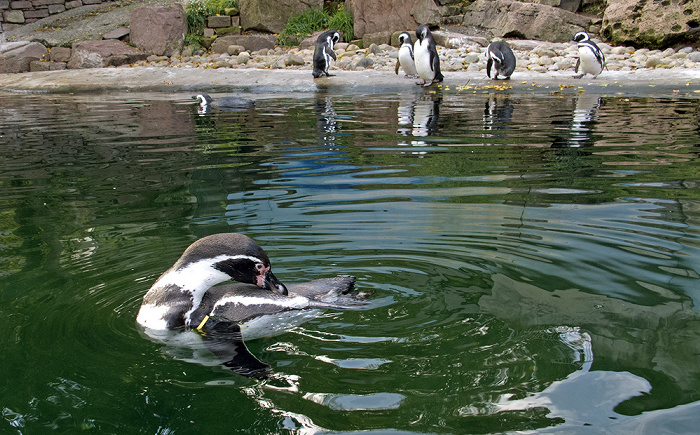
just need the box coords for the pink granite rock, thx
[130,4,186,56]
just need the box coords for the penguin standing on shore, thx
[414,24,443,87]
[395,32,418,78]
[486,40,516,80]
[312,30,340,78]
[572,31,606,79]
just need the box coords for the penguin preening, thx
[395,32,418,78]
[414,24,443,87]
[486,40,516,80]
[312,30,340,78]
[136,233,366,378]
[572,31,606,79]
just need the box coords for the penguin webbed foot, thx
[200,317,272,379]
[573,74,584,79]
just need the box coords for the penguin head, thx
[173,233,288,296]
[572,31,590,43]
[193,93,213,108]
[416,25,429,43]
[399,32,412,46]
[331,31,340,45]
[487,43,505,63]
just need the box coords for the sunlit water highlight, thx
[0,89,698,434]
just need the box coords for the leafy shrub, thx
[185,0,239,46]
[327,5,353,42]
[277,8,330,47]
[277,5,354,47]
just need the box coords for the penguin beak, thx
[263,270,288,296]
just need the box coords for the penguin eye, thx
[255,263,265,273]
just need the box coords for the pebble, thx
[133,37,700,76]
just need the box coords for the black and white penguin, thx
[414,24,443,87]
[486,40,516,80]
[193,92,254,114]
[312,30,340,78]
[136,233,363,378]
[572,31,606,79]
[395,32,418,78]
[137,233,288,331]
[190,275,360,377]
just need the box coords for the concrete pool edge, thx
[2,68,700,97]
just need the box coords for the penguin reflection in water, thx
[572,31,606,79]
[312,30,340,78]
[136,233,367,378]
[414,24,443,87]
[486,40,516,80]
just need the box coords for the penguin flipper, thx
[575,58,581,74]
[395,59,400,75]
[486,58,493,78]
[328,48,337,61]
[431,50,444,82]
[200,317,271,379]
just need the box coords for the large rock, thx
[130,4,187,56]
[239,0,323,33]
[601,0,700,48]
[347,0,443,38]
[462,0,590,42]
[0,41,49,73]
[210,34,276,53]
[67,40,148,69]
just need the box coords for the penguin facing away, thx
[486,40,516,80]
[395,32,418,78]
[312,30,340,78]
[572,31,606,79]
[414,24,443,87]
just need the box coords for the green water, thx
[0,89,699,434]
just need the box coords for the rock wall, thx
[239,0,323,34]
[0,0,111,32]
[601,0,700,49]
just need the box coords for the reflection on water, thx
[0,90,699,434]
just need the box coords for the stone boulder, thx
[432,31,489,49]
[462,0,591,42]
[67,40,148,69]
[130,4,187,56]
[347,0,443,38]
[239,0,323,33]
[529,0,581,13]
[601,0,700,48]
[211,34,276,54]
[0,41,49,73]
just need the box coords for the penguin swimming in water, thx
[572,31,606,79]
[486,40,516,80]
[136,233,364,378]
[414,24,443,87]
[395,32,418,78]
[312,30,340,78]
[193,92,254,114]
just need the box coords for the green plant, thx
[277,8,330,47]
[328,5,353,42]
[185,0,209,37]
[184,0,239,47]
[277,5,354,47]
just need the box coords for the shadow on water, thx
[0,90,699,433]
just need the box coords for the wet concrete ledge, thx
[1,67,700,97]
